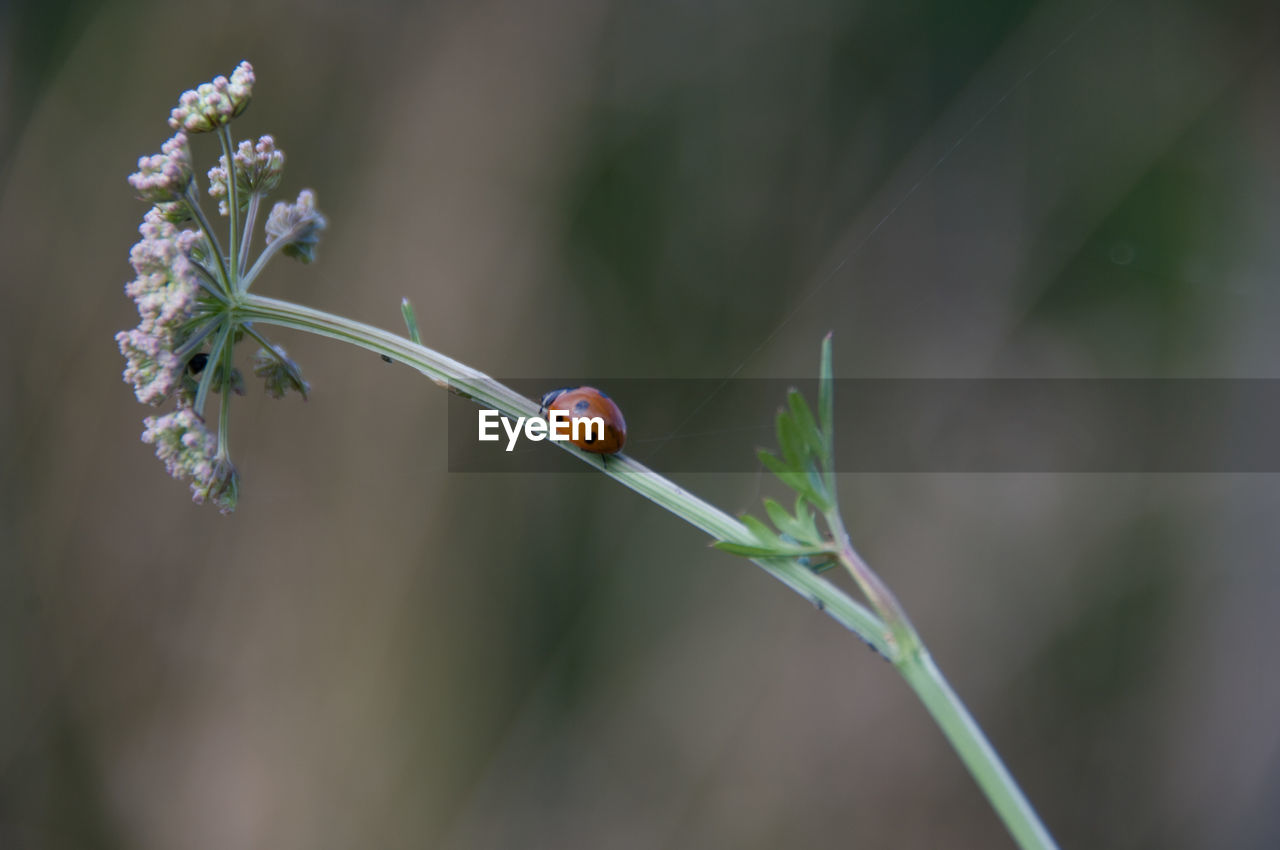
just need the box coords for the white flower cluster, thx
[207,135,285,215]
[119,61,323,513]
[141,409,236,512]
[128,133,192,202]
[115,209,200,405]
[168,61,255,133]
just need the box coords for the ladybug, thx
[539,386,627,455]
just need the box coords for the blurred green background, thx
[3,0,1280,847]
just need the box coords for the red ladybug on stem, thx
[539,386,627,455]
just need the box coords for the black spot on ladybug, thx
[574,399,591,412]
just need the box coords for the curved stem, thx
[898,650,1059,850]
[217,127,241,289]
[190,261,230,304]
[239,193,261,278]
[826,505,1057,849]
[242,323,280,358]
[827,509,920,657]
[216,379,233,459]
[183,186,231,293]
[174,318,220,361]
[236,292,890,654]
[193,321,231,418]
[234,291,1057,848]
[240,223,295,291]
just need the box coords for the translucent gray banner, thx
[447,379,1280,472]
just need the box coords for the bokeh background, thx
[4,0,1280,847]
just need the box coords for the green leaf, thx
[776,407,804,471]
[712,540,788,557]
[758,449,817,501]
[713,538,836,559]
[401,297,422,344]
[787,389,826,463]
[793,494,820,540]
[739,513,781,546]
[819,333,834,456]
[764,498,811,542]
[806,467,834,512]
[780,543,839,557]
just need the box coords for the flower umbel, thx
[115,210,200,404]
[168,61,255,133]
[208,135,284,215]
[128,133,193,202]
[118,61,324,512]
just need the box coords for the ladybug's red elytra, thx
[539,386,627,454]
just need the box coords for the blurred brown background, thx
[3,0,1280,847]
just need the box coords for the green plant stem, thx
[239,293,886,645]
[236,291,1056,848]
[216,380,232,460]
[828,510,920,656]
[240,219,305,292]
[828,499,1058,848]
[240,193,261,278]
[183,185,231,292]
[193,321,232,417]
[898,648,1059,850]
[217,127,241,288]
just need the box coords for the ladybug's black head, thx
[538,387,573,415]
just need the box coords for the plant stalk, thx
[898,648,1059,850]
[236,291,1056,848]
